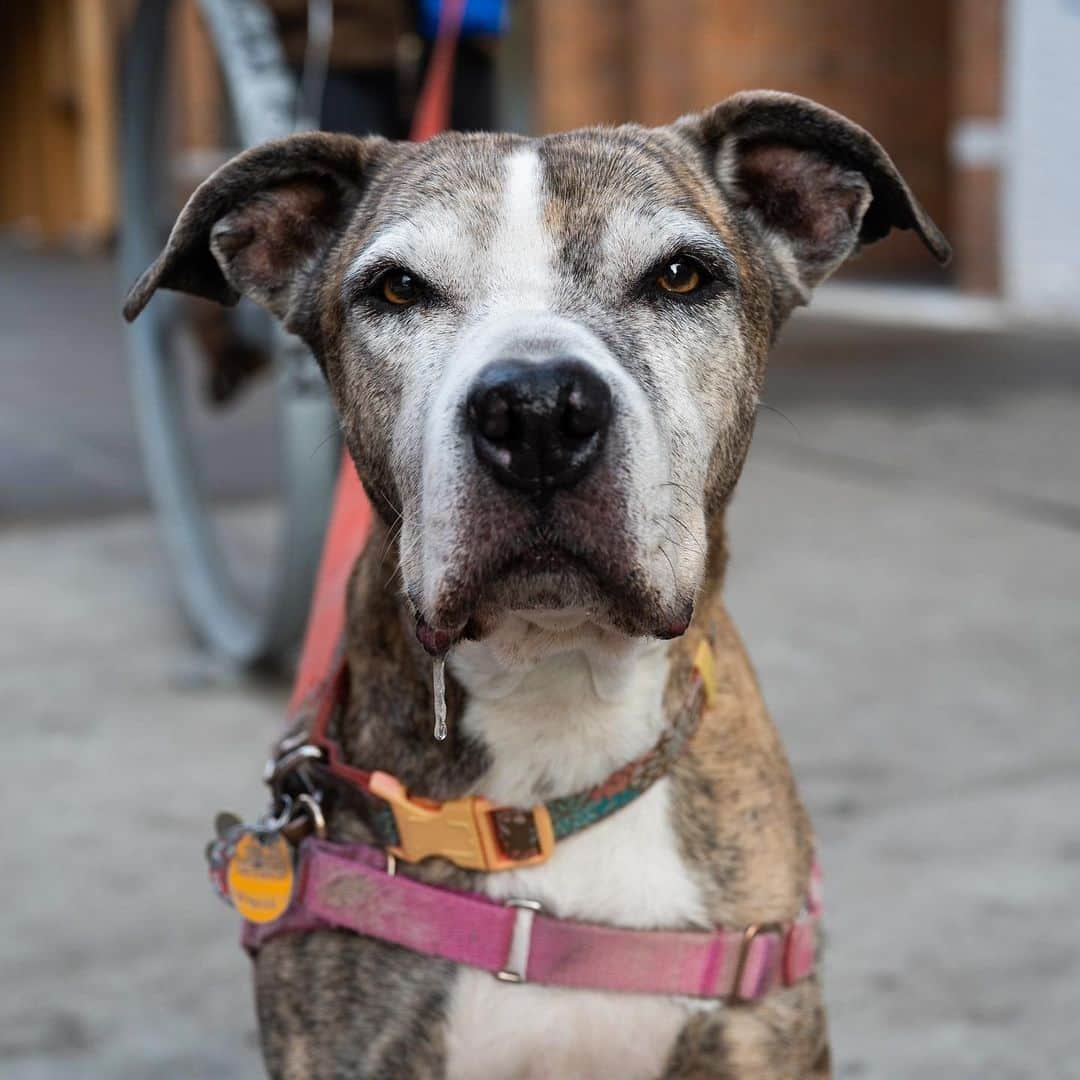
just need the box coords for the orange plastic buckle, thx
[368,771,555,872]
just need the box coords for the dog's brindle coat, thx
[126,92,947,1078]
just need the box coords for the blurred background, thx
[3,2,1078,1078]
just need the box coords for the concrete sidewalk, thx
[728,335,1080,1076]
[2,244,1078,1076]
[0,240,279,522]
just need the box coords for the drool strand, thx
[432,656,448,741]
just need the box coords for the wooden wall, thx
[0,1,123,246]
[532,0,952,281]
[1,1,986,287]
[0,0,224,248]
[949,0,1003,293]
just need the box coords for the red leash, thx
[287,0,466,719]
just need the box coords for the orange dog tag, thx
[226,831,294,924]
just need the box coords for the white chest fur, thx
[442,619,714,1080]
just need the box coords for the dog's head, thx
[125,92,947,657]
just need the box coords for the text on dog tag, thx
[226,831,294,924]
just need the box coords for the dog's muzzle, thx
[466,358,612,493]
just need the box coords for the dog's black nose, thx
[467,359,612,492]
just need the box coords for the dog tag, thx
[226,829,295,924]
[214,811,243,840]
[206,812,246,903]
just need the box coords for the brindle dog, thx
[125,92,948,1078]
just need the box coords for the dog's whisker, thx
[657,539,679,593]
[309,423,343,458]
[365,478,405,530]
[665,514,704,555]
[378,513,402,555]
[651,514,704,560]
[757,401,802,439]
[382,558,405,591]
[655,479,697,502]
[378,520,404,567]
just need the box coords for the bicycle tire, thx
[121,0,340,669]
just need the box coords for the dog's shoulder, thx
[668,587,816,929]
[662,979,831,1079]
[255,930,456,1078]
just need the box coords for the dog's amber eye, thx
[381,269,420,306]
[656,259,702,294]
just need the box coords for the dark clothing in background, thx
[265,0,496,136]
[268,0,412,70]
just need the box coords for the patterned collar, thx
[260,639,716,873]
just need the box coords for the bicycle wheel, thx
[121,0,339,669]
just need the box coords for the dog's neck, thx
[332,512,816,936]
[335,515,729,815]
[450,619,672,804]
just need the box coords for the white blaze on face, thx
[418,147,561,613]
[488,148,554,315]
[422,147,556,423]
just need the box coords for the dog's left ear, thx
[675,91,950,303]
[123,131,388,337]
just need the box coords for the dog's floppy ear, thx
[122,131,388,335]
[676,91,950,303]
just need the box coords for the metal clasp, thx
[496,898,543,984]
[294,793,326,839]
[728,922,785,1004]
[369,771,555,872]
[264,743,324,789]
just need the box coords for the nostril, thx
[561,374,611,439]
[472,391,512,442]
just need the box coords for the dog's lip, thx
[415,616,466,657]
[518,608,591,631]
[420,540,695,646]
[421,542,607,648]
[497,543,596,578]
[477,542,611,607]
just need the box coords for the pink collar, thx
[241,838,822,1003]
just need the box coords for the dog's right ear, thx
[122,132,387,336]
[674,92,950,308]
